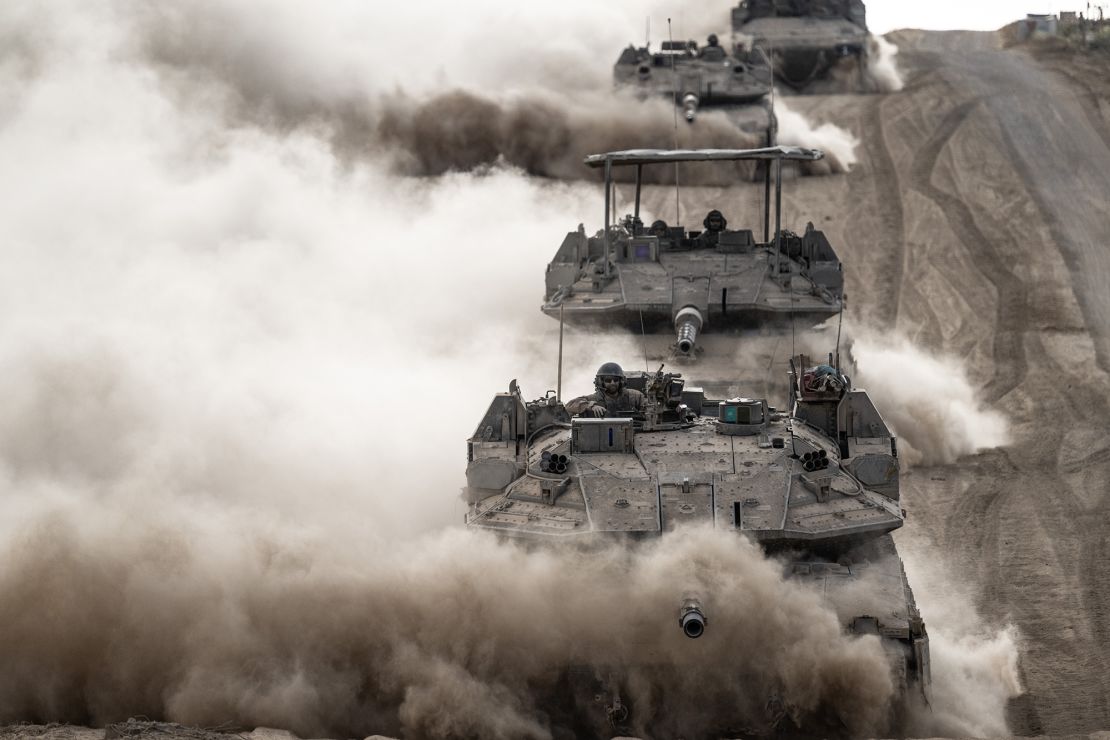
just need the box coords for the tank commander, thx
[648,219,673,247]
[699,34,726,60]
[565,362,646,418]
[698,209,728,247]
[804,363,847,395]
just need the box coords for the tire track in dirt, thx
[861,92,905,325]
[896,38,1110,732]
[1038,337,1110,720]
[1037,63,1110,155]
[982,55,1110,701]
[907,98,1030,403]
[987,91,1110,380]
[1015,342,1110,728]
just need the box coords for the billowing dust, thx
[0,3,1008,738]
[869,35,906,93]
[0,519,897,739]
[775,95,860,173]
[129,0,860,180]
[898,547,1024,737]
[847,335,1011,466]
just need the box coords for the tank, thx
[542,147,844,361]
[614,34,776,144]
[732,0,870,91]
[463,356,930,736]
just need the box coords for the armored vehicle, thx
[614,34,775,144]
[732,0,869,90]
[463,357,929,735]
[542,148,844,361]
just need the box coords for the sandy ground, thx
[791,31,1110,737]
[4,29,1110,740]
[637,30,1110,737]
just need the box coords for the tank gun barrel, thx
[679,597,706,638]
[682,92,699,123]
[674,306,704,355]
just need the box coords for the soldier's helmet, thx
[594,362,626,393]
[707,33,720,47]
[703,209,727,232]
[649,219,669,237]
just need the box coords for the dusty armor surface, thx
[732,0,870,90]
[542,148,844,361]
[463,357,929,735]
[614,35,776,142]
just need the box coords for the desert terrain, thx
[795,31,1110,736]
[650,29,1110,736]
[3,16,1110,740]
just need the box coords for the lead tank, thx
[732,0,870,91]
[542,147,844,361]
[614,34,776,144]
[463,356,930,735]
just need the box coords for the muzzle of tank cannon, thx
[541,451,569,474]
[801,450,829,472]
[674,306,704,355]
[679,598,706,639]
[682,93,699,123]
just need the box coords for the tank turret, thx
[612,36,776,141]
[542,148,845,362]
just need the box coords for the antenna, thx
[557,303,565,400]
[646,17,651,50]
[755,45,775,241]
[768,45,776,114]
[773,154,783,289]
[790,283,796,368]
[668,17,680,225]
[834,289,845,371]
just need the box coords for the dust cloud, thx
[133,0,739,99]
[0,521,897,739]
[868,35,906,93]
[376,89,764,181]
[775,95,860,173]
[128,0,854,181]
[898,549,1024,737]
[791,326,1021,736]
[848,335,1011,466]
[0,3,904,738]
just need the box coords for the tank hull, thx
[734,15,870,91]
[464,371,928,735]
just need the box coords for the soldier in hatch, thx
[698,209,728,247]
[565,362,646,418]
[648,219,673,248]
[699,33,726,60]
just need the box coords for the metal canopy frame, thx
[585,146,825,279]
[582,146,823,167]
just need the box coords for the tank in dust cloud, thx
[462,355,930,736]
[542,147,844,362]
[732,0,870,91]
[614,34,776,144]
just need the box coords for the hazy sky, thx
[867,0,1104,33]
